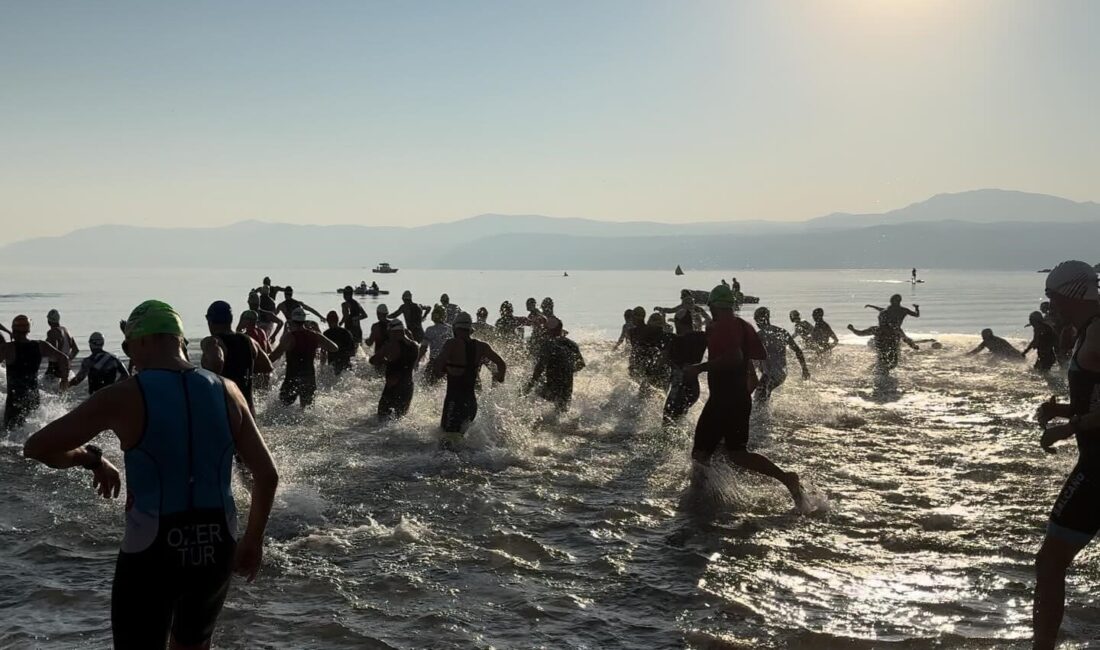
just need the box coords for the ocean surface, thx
[2,267,1094,649]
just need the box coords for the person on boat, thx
[22,299,278,650]
[494,301,525,347]
[1023,311,1059,373]
[370,319,419,421]
[371,281,379,292]
[525,317,585,412]
[339,286,368,345]
[201,301,273,417]
[630,313,674,394]
[71,332,130,396]
[754,307,811,401]
[44,309,79,381]
[809,308,840,352]
[256,286,284,341]
[421,305,453,378]
[967,329,1022,359]
[682,286,803,505]
[663,309,708,426]
[322,311,358,377]
[433,312,507,449]
[440,294,462,325]
[391,291,430,343]
[2,315,69,430]
[269,308,339,408]
[472,307,493,337]
[1031,261,1100,649]
[788,310,813,345]
[365,304,391,359]
[276,286,324,322]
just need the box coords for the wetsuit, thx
[809,322,838,352]
[343,300,368,343]
[494,316,524,347]
[241,324,272,354]
[365,320,389,357]
[214,333,255,414]
[693,316,765,461]
[112,369,236,648]
[79,350,128,395]
[393,303,427,342]
[441,339,479,434]
[442,303,461,325]
[664,331,707,423]
[1048,317,1100,544]
[4,341,42,430]
[756,325,794,399]
[532,337,584,410]
[323,326,356,376]
[423,323,453,365]
[1028,321,1058,372]
[379,338,419,420]
[630,325,673,390]
[280,331,318,407]
[792,320,812,345]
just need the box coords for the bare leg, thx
[728,450,802,504]
[1034,535,1084,650]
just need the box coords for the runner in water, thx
[440,294,462,325]
[201,301,273,417]
[364,304,391,359]
[663,310,708,426]
[1031,261,1100,650]
[683,286,803,505]
[22,299,278,649]
[371,319,420,421]
[613,309,636,351]
[71,332,129,396]
[256,286,283,341]
[269,308,338,408]
[392,291,430,343]
[44,309,78,381]
[630,313,673,394]
[494,301,525,349]
[966,329,1022,359]
[339,286,369,346]
[809,308,840,352]
[1023,310,1058,373]
[525,298,547,356]
[433,312,507,449]
[276,286,324,322]
[625,306,648,380]
[322,310,357,377]
[422,305,454,372]
[847,314,901,374]
[472,307,493,338]
[789,310,813,346]
[865,294,920,330]
[525,317,585,412]
[237,310,272,354]
[1,315,69,430]
[754,308,811,401]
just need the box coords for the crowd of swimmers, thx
[3,263,1100,649]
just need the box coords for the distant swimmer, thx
[966,328,1022,359]
[421,305,454,374]
[340,286,369,345]
[753,308,810,402]
[494,301,525,347]
[370,319,420,421]
[788,310,813,345]
[433,312,507,449]
[71,332,129,396]
[364,304,391,359]
[1031,261,1100,649]
[23,299,278,650]
[682,286,803,506]
[322,310,358,377]
[809,308,840,352]
[440,294,462,325]
[912,268,918,283]
[1023,311,1058,373]
[2,315,69,430]
[276,286,324,322]
[525,317,585,412]
[391,291,430,343]
[269,308,339,408]
[663,309,708,426]
[202,301,273,417]
[44,309,78,381]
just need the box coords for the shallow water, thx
[1,268,1090,649]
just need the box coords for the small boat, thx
[1038,269,1052,273]
[338,285,389,296]
[675,265,684,276]
[372,263,398,274]
[688,290,759,305]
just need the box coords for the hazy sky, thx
[2,1,1097,243]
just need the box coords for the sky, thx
[1,0,1098,243]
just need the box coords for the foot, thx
[783,471,805,508]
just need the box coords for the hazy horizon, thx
[3,1,1098,244]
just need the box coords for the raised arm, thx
[864,304,884,312]
[847,324,874,337]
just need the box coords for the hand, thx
[1037,398,1058,427]
[493,370,505,383]
[913,304,920,310]
[91,460,122,499]
[1041,424,1074,450]
[233,535,264,583]
[847,324,855,332]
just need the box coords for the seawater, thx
[1,268,1090,649]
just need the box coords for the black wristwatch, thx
[81,445,103,470]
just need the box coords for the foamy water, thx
[1,268,1087,649]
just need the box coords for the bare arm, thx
[302,302,325,319]
[966,342,986,356]
[431,339,454,377]
[788,335,810,377]
[201,336,226,375]
[252,340,274,374]
[864,305,883,312]
[848,324,874,337]
[480,342,507,382]
[224,380,278,582]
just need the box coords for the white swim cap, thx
[1046,261,1099,301]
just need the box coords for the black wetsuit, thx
[379,338,419,420]
[343,300,368,343]
[1029,322,1058,372]
[664,332,707,423]
[441,339,479,434]
[4,341,42,430]
[394,303,427,343]
[323,326,356,376]
[80,350,128,395]
[214,333,255,414]
[1049,317,1100,544]
[629,325,673,389]
[366,320,389,357]
[809,322,837,352]
[532,337,584,410]
[280,331,318,407]
[494,316,524,347]
[258,295,279,329]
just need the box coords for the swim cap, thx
[754,307,769,321]
[440,293,450,303]
[205,300,233,325]
[632,306,646,320]
[125,300,185,341]
[284,285,294,294]
[343,285,354,294]
[812,308,824,319]
[1046,260,1099,301]
[388,318,405,331]
[89,332,105,347]
[647,313,665,327]
[402,290,412,299]
[241,310,259,322]
[12,315,30,332]
[453,312,473,330]
[981,328,993,338]
[708,285,737,308]
[789,310,801,320]
[326,310,339,322]
[431,305,446,322]
[1027,310,1044,327]
[377,304,389,316]
[477,307,488,317]
[47,309,60,324]
[291,307,307,323]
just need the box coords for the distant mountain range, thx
[2,189,1097,270]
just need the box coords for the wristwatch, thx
[81,444,103,470]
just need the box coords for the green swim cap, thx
[125,300,185,341]
[708,285,737,308]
